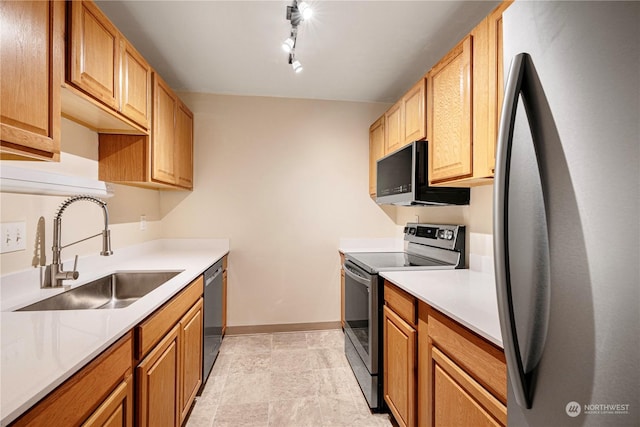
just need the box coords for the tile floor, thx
[186,329,393,427]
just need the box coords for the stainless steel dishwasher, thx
[200,259,224,392]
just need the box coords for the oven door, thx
[343,260,378,374]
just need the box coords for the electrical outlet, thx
[140,215,147,231]
[1,221,27,254]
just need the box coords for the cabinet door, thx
[69,0,120,110]
[179,299,203,423]
[152,73,177,185]
[430,347,505,427]
[137,325,180,427]
[120,39,151,129]
[383,305,417,427]
[487,1,512,174]
[384,100,403,154]
[368,115,385,197]
[82,376,133,427]
[428,36,473,183]
[175,100,194,189]
[403,79,426,144]
[0,0,62,161]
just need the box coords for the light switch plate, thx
[1,221,27,253]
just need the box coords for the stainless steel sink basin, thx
[16,271,183,311]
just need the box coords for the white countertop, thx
[380,269,503,349]
[0,239,229,426]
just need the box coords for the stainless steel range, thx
[343,223,465,411]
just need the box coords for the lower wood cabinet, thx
[419,303,507,427]
[383,306,417,427]
[383,281,418,427]
[82,376,133,427]
[11,333,133,427]
[339,252,345,328]
[222,255,228,336]
[179,299,204,423]
[135,276,204,427]
[382,282,507,427]
[137,325,180,427]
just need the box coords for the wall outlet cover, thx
[1,221,27,254]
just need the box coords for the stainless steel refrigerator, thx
[493,1,639,426]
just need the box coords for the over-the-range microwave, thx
[376,141,470,206]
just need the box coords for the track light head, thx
[292,59,303,73]
[298,2,312,20]
[282,37,295,53]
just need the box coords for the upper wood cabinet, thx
[151,73,194,189]
[487,1,513,174]
[428,36,473,184]
[428,1,511,186]
[120,39,152,129]
[175,100,194,189]
[0,0,63,161]
[384,78,427,155]
[65,0,150,133]
[369,115,385,197]
[385,100,403,154]
[152,73,178,185]
[402,79,427,144]
[68,0,121,111]
[98,73,193,190]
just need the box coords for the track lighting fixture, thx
[283,0,312,73]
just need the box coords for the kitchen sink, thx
[16,271,183,311]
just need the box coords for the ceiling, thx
[96,1,499,103]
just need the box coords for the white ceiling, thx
[96,1,499,103]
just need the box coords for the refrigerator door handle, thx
[494,52,532,409]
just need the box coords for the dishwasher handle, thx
[205,267,223,286]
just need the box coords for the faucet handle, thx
[70,255,79,280]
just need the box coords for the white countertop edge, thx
[380,270,503,349]
[0,241,229,426]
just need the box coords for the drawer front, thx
[384,281,417,327]
[427,308,506,403]
[432,347,506,426]
[136,276,203,360]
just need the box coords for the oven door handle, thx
[343,264,372,289]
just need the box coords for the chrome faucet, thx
[43,195,113,288]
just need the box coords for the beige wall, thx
[160,93,399,327]
[0,119,162,275]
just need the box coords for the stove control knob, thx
[409,227,416,235]
[446,230,454,240]
[437,229,446,239]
